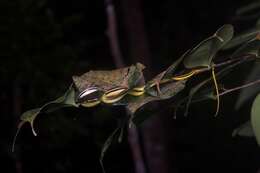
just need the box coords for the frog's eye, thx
[77,87,102,103]
[101,87,128,104]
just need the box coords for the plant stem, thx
[219,79,260,96]
[155,55,255,87]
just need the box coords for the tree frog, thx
[72,63,145,107]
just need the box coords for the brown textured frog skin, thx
[72,63,145,107]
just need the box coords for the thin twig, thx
[219,79,260,96]
[213,55,252,68]
[173,55,257,117]
[159,55,255,87]
[196,55,255,74]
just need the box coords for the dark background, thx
[1,0,260,173]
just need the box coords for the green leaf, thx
[13,85,79,146]
[163,50,191,79]
[127,80,186,122]
[231,34,260,58]
[235,61,260,110]
[99,128,120,173]
[183,24,234,68]
[251,93,260,145]
[119,80,186,126]
[99,116,127,172]
[236,1,260,15]
[184,78,211,116]
[232,121,255,137]
[215,24,234,45]
[223,26,260,50]
[183,52,251,116]
[19,108,42,136]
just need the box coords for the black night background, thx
[1,0,260,173]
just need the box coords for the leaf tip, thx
[99,158,106,173]
[31,122,38,136]
[11,121,26,153]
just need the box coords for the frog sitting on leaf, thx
[13,63,146,140]
[13,24,236,153]
[73,62,146,107]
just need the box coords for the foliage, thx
[14,21,260,169]
[11,1,260,172]
[225,0,260,145]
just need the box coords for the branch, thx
[219,79,260,96]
